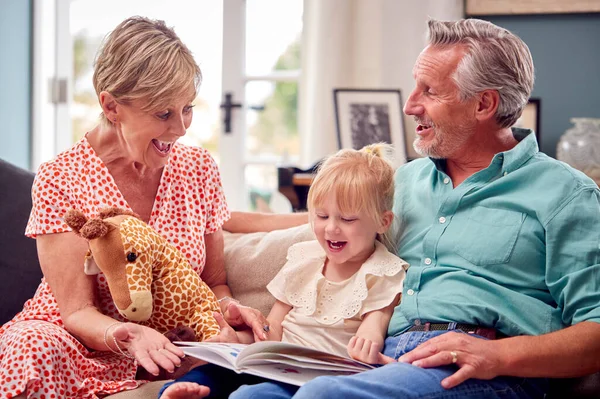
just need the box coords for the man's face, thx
[403,45,478,159]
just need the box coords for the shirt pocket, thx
[452,207,526,266]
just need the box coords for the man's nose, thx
[404,89,424,116]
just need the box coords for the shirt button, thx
[503,171,508,176]
[439,216,446,224]
[424,258,432,265]
[443,177,450,184]
[414,319,421,326]
[407,289,415,296]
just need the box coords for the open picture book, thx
[175,340,375,386]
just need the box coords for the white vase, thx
[556,118,600,184]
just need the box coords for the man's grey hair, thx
[427,18,534,128]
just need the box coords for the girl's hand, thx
[223,301,270,342]
[111,323,184,376]
[347,335,396,365]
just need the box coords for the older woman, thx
[0,16,265,398]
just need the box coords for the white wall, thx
[299,0,463,166]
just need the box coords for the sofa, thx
[1,158,599,398]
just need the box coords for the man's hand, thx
[398,332,505,389]
[223,301,270,342]
[347,335,396,365]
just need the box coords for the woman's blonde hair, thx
[307,143,397,251]
[93,16,201,126]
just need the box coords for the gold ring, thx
[450,351,458,364]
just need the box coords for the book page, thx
[236,341,373,372]
[176,341,374,386]
[243,354,369,372]
[236,363,358,386]
[176,342,247,372]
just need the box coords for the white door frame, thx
[220,0,248,211]
[31,0,72,171]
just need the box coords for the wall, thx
[299,0,464,167]
[0,0,32,169]
[481,13,600,157]
[381,0,464,160]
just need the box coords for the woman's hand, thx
[398,331,504,389]
[347,335,396,365]
[206,312,241,343]
[111,323,185,376]
[222,301,270,342]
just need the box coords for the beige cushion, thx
[224,223,314,316]
[104,224,314,398]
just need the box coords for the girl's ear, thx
[378,210,394,234]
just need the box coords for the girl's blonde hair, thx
[93,16,201,126]
[307,143,397,251]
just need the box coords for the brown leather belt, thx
[407,322,506,340]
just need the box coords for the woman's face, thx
[115,97,194,169]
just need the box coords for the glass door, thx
[220,0,303,211]
[36,0,303,211]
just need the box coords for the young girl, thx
[160,144,407,399]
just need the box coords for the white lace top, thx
[267,240,407,357]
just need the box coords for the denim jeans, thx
[229,331,549,399]
[158,363,298,398]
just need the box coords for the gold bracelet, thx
[112,334,135,359]
[103,322,122,355]
[103,322,134,359]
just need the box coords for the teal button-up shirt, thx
[389,129,600,337]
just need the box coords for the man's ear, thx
[99,91,118,122]
[378,211,394,234]
[475,90,500,122]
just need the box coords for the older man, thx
[228,18,600,399]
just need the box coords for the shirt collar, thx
[429,128,538,176]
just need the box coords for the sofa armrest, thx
[0,159,43,325]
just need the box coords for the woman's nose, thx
[172,115,187,137]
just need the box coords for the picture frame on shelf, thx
[465,0,600,16]
[333,88,407,165]
[515,98,541,144]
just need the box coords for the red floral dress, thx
[0,137,229,398]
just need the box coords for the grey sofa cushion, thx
[0,159,43,325]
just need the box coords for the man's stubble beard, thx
[413,122,475,159]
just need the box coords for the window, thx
[35,0,303,211]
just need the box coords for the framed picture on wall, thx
[333,88,407,164]
[514,98,541,144]
[465,0,600,16]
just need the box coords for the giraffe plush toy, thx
[64,207,221,341]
